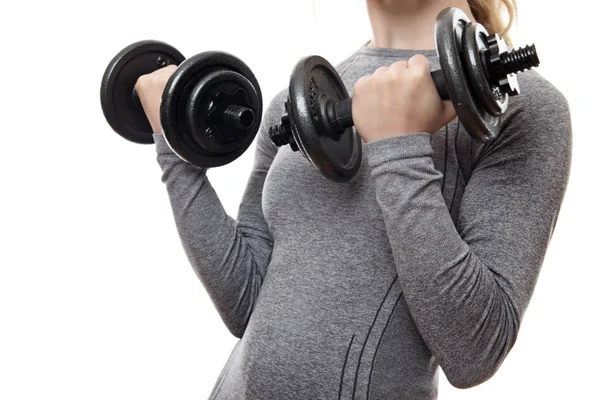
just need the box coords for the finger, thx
[390,60,408,70]
[372,66,390,77]
[354,75,371,93]
[389,60,408,76]
[162,64,178,72]
[408,54,430,70]
[407,54,431,80]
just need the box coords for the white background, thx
[0,0,597,398]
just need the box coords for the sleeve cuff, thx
[363,133,433,167]
[153,133,176,156]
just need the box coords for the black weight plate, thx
[463,22,508,116]
[160,52,262,167]
[435,8,501,142]
[289,56,361,183]
[186,69,259,154]
[100,40,185,144]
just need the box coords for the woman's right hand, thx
[135,65,178,133]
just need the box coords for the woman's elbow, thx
[227,324,246,339]
[443,321,520,389]
[444,362,501,389]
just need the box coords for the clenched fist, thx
[134,65,178,133]
[352,54,456,143]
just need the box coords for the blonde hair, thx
[467,0,518,48]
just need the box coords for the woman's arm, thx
[363,74,572,388]
[153,91,286,338]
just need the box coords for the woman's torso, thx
[209,47,492,400]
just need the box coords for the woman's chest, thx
[261,123,475,241]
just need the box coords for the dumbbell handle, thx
[327,69,449,133]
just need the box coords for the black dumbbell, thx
[268,7,540,182]
[100,40,262,167]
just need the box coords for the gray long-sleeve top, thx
[152,45,572,399]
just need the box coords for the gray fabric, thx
[152,43,572,399]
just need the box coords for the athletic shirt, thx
[152,42,572,399]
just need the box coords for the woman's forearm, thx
[364,83,571,388]
[153,132,275,338]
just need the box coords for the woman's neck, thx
[366,0,475,50]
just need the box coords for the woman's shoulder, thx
[511,70,569,115]
[503,70,570,128]
[486,70,571,153]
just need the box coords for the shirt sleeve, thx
[362,77,572,388]
[153,90,286,338]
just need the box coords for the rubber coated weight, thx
[435,7,500,141]
[287,56,361,183]
[101,40,185,144]
[463,22,508,117]
[160,52,262,167]
[186,70,258,154]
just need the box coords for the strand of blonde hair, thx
[467,0,518,48]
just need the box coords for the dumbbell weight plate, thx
[288,56,361,183]
[100,40,185,144]
[435,8,501,142]
[160,52,262,167]
[463,22,509,117]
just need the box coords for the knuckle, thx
[409,55,430,73]
[375,70,392,83]
[135,75,150,90]
[411,53,427,63]
[414,66,429,79]
[390,62,408,81]
[355,75,370,87]
[161,65,178,76]
[353,79,366,95]
[373,66,388,76]
[392,60,407,67]
[151,73,169,86]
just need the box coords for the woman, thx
[136,0,572,398]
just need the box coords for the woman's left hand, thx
[352,54,457,143]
